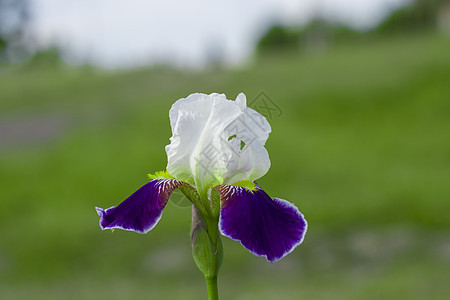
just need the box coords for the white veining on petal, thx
[96,179,184,234]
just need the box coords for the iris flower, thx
[96,93,307,263]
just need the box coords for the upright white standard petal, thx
[166,93,242,193]
[223,93,271,184]
[165,93,272,193]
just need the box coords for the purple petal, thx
[95,179,183,234]
[217,184,307,263]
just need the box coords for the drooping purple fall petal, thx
[217,184,307,263]
[95,179,183,234]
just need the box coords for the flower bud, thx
[191,206,223,278]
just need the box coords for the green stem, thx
[205,276,218,300]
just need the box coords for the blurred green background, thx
[1,0,450,299]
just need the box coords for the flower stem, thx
[205,276,218,300]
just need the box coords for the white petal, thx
[165,93,272,191]
[235,93,271,144]
[223,93,271,184]
[166,93,242,191]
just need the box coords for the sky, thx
[27,0,411,69]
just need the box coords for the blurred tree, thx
[376,0,448,34]
[256,0,449,56]
[28,47,63,68]
[0,36,6,52]
[0,0,31,61]
[257,25,299,53]
[256,21,361,54]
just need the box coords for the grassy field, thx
[0,32,449,299]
